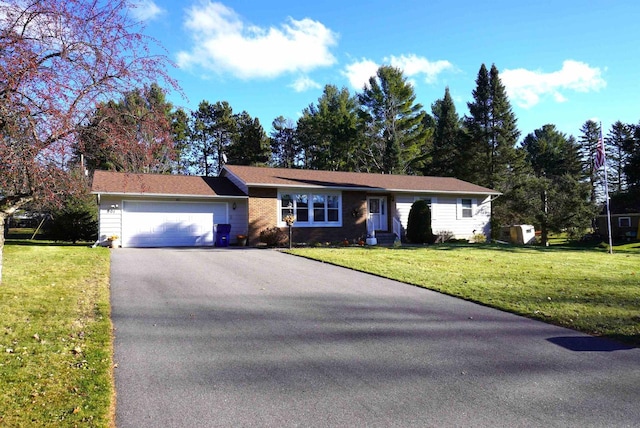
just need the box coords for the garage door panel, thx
[122,201,227,247]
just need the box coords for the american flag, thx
[594,132,605,170]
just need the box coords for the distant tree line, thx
[77,64,640,244]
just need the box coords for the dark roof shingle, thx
[223,165,499,195]
[91,170,245,197]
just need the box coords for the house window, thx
[461,199,473,218]
[279,191,342,227]
[618,217,631,228]
[281,194,308,222]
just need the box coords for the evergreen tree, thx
[270,116,300,168]
[77,84,178,173]
[463,64,520,189]
[463,64,520,236]
[228,111,270,166]
[460,64,491,185]
[605,121,634,193]
[171,107,190,174]
[47,189,98,243]
[520,125,595,245]
[188,101,235,176]
[358,66,429,174]
[406,200,434,244]
[426,87,461,176]
[577,120,602,202]
[296,85,363,171]
[625,123,640,190]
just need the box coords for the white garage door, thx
[122,201,228,247]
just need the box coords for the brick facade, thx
[247,188,371,246]
[247,187,278,245]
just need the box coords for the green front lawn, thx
[0,244,113,426]
[288,243,640,346]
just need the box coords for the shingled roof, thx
[91,170,245,197]
[223,165,499,195]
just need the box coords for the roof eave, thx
[91,191,248,199]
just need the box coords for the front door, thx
[367,196,388,232]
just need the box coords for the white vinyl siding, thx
[394,194,492,240]
[97,196,123,244]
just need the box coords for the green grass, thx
[288,243,640,346]
[0,243,113,427]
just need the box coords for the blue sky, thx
[131,0,640,140]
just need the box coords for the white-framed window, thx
[457,198,476,219]
[618,217,631,228]
[279,191,342,227]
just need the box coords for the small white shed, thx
[509,225,537,245]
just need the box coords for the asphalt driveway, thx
[111,248,640,427]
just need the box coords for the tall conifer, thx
[427,87,461,177]
[464,64,520,236]
[358,66,428,174]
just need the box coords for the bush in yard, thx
[47,193,98,243]
[259,227,288,247]
[434,230,454,243]
[407,200,435,244]
[472,232,487,243]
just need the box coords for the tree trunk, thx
[0,213,6,284]
[541,225,549,247]
[541,189,549,247]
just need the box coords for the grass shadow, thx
[4,239,94,247]
[389,241,640,254]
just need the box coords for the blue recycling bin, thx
[215,224,231,247]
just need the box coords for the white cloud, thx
[290,75,321,92]
[343,54,453,90]
[342,59,380,90]
[130,0,164,21]
[386,54,454,84]
[177,1,338,79]
[501,60,607,109]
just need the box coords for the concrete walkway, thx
[111,248,640,427]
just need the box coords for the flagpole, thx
[599,122,613,254]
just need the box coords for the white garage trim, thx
[122,200,228,247]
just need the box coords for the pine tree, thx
[228,111,270,166]
[77,84,178,174]
[296,85,362,171]
[358,66,428,174]
[171,108,190,174]
[463,64,520,237]
[520,125,595,245]
[270,116,299,168]
[460,64,491,185]
[605,121,634,193]
[625,123,640,190]
[577,120,602,203]
[426,87,461,176]
[188,101,236,176]
[463,64,519,189]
